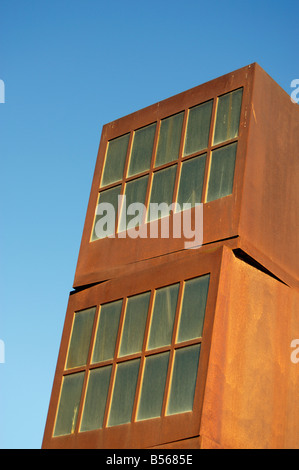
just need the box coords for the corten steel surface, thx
[199,247,299,449]
[42,245,223,449]
[73,64,254,289]
[238,64,299,289]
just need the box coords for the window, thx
[183,100,213,156]
[119,175,149,232]
[177,154,206,209]
[207,142,237,202]
[147,165,177,221]
[213,89,242,145]
[65,307,96,369]
[101,133,130,187]
[53,274,210,437]
[53,372,85,437]
[91,88,243,241]
[91,185,121,240]
[155,112,184,166]
[128,123,156,177]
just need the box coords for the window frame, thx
[91,89,243,242]
[43,247,223,449]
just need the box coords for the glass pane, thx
[53,372,85,436]
[101,133,130,187]
[177,154,206,208]
[155,112,184,167]
[66,308,96,369]
[137,352,169,421]
[118,175,149,232]
[184,100,213,156]
[147,165,177,221]
[147,284,179,350]
[166,344,201,415]
[119,292,151,357]
[108,359,140,426]
[91,185,121,241]
[80,366,112,432]
[177,275,210,343]
[128,123,156,177]
[206,142,237,202]
[92,300,122,364]
[213,88,243,145]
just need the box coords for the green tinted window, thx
[177,154,206,208]
[147,284,179,350]
[148,165,177,221]
[137,352,169,421]
[166,345,200,415]
[155,112,184,167]
[207,142,237,202]
[108,359,140,427]
[128,123,156,177]
[184,101,213,156]
[119,292,150,357]
[213,89,243,145]
[80,366,112,432]
[118,175,149,232]
[91,185,121,240]
[53,372,85,436]
[66,308,96,369]
[101,134,130,186]
[92,300,122,364]
[177,275,209,343]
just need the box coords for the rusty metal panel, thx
[200,247,299,449]
[238,64,299,289]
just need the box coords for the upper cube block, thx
[73,63,299,289]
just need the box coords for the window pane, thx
[53,372,85,436]
[91,185,121,241]
[66,308,96,369]
[137,352,169,421]
[108,359,140,426]
[80,366,112,432]
[128,123,156,177]
[101,133,130,187]
[177,275,210,343]
[148,165,177,221]
[207,142,237,202]
[213,88,243,145]
[177,154,206,208]
[184,100,213,156]
[92,300,122,364]
[155,112,184,167]
[166,344,200,415]
[119,292,150,357]
[118,175,149,232]
[147,284,179,350]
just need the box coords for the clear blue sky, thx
[0,0,298,449]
